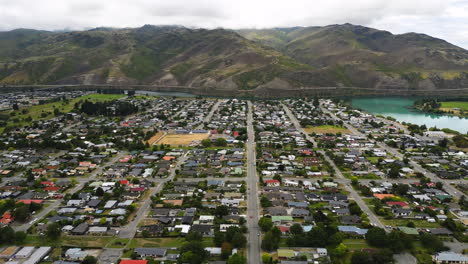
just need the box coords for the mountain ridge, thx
[0,24,467,95]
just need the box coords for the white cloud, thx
[0,0,466,48]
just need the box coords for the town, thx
[0,90,466,264]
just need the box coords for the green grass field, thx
[440,101,468,110]
[0,93,125,133]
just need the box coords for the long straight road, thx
[246,101,261,264]
[196,99,221,129]
[282,103,386,229]
[118,151,190,238]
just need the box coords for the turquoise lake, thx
[350,97,468,134]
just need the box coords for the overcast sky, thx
[0,0,467,49]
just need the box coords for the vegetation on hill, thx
[0,24,467,91]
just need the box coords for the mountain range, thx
[0,24,467,95]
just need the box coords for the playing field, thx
[147,131,165,145]
[157,133,210,146]
[440,101,468,110]
[304,125,349,134]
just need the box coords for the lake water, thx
[350,97,468,134]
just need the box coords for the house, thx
[71,223,89,235]
[134,248,167,258]
[65,248,87,261]
[120,261,148,264]
[433,251,468,264]
[338,226,368,236]
[393,209,412,217]
[265,180,280,187]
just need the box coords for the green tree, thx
[420,233,445,253]
[231,232,247,248]
[46,222,62,239]
[351,251,372,264]
[82,256,97,264]
[215,138,227,146]
[13,205,30,222]
[258,217,273,232]
[215,205,229,217]
[332,243,348,257]
[290,223,303,235]
[201,139,212,147]
[262,253,272,263]
[227,253,246,264]
[365,227,387,247]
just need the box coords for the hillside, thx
[0,25,313,91]
[0,24,467,94]
[238,24,468,90]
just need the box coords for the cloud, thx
[0,0,466,48]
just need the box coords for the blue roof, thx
[338,225,368,235]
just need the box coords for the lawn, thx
[304,125,349,134]
[0,93,125,133]
[343,239,373,250]
[158,133,210,146]
[440,101,468,111]
[128,237,213,248]
[22,235,114,248]
[380,218,441,228]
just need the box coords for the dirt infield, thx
[147,131,165,145]
[157,133,210,146]
[304,125,349,134]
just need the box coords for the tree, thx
[290,223,303,235]
[258,217,273,232]
[231,232,247,248]
[180,241,209,264]
[262,253,272,264]
[420,233,445,253]
[46,222,62,239]
[186,231,203,242]
[13,205,30,222]
[351,251,372,264]
[215,205,229,217]
[365,227,387,247]
[95,187,104,196]
[215,138,227,146]
[261,232,277,251]
[201,139,212,147]
[332,243,348,257]
[349,202,363,215]
[14,231,26,243]
[82,256,97,264]
[227,253,246,264]
[221,242,233,259]
[388,166,401,178]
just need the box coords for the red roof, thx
[0,212,14,225]
[120,180,129,185]
[386,201,409,207]
[130,187,145,192]
[17,199,44,204]
[265,180,280,184]
[278,226,290,233]
[44,186,61,192]
[41,181,54,186]
[233,131,239,136]
[120,261,148,264]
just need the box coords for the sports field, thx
[157,133,210,146]
[304,125,349,134]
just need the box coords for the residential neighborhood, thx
[0,91,466,264]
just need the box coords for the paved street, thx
[283,103,386,229]
[246,101,261,264]
[321,106,465,199]
[14,152,129,232]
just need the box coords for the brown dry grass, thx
[157,133,210,146]
[304,125,349,134]
[147,131,165,145]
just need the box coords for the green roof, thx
[272,216,293,222]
